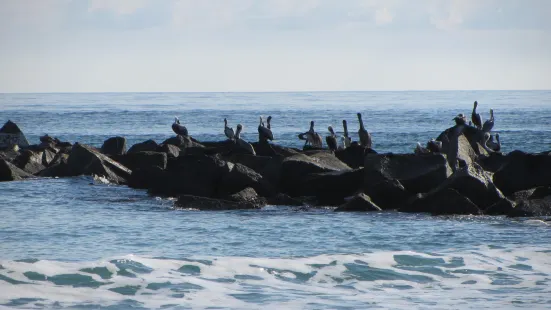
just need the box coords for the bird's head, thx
[357,113,362,119]
[474,101,478,108]
[267,116,272,122]
[328,126,335,135]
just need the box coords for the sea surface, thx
[1,91,551,309]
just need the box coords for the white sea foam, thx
[0,246,550,309]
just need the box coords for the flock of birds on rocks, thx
[171,101,501,156]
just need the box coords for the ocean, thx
[1,91,550,309]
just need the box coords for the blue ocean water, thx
[1,91,551,309]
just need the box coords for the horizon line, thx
[0,89,549,95]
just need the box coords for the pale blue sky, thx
[0,0,549,92]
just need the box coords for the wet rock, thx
[364,176,412,210]
[217,163,276,197]
[335,145,377,168]
[250,142,300,157]
[493,151,551,196]
[479,152,509,173]
[0,120,29,148]
[266,193,304,206]
[402,188,482,215]
[13,150,46,175]
[67,143,132,184]
[127,166,166,190]
[485,198,516,216]
[364,153,452,194]
[39,134,55,144]
[279,153,351,196]
[117,151,167,171]
[530,186,551,199]
[175,195,259,211]
[298,168,365,205]
[42,148,57,167]
[101,137,127,156]
[508,197,551,217]
[38,162,70,178]
[0,148,20,162]
[220,153,273,174]
[224,187,267,208]
[425,163,504,211]
[163,135,206,150]
[144,155,232,197]
[127,139,158,154]
[157,144,180,158]
[0,158,33,181]
[335,193,382,212]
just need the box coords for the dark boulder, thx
[364,176,412,210]
[335,145,377,168]
[0,159,33,182]
[13,150,46,175]
[224,187,267,208]
[364,153,451,194]
[508,197,551,217]
[266,193,304,206]
[433,163,504,210]
[0,148,20,162]
[175,195,260,211]
[335,193,382,212]
[127,139,158,154]
[298,168,365,205]
[39,134,55,144]
[127,166,166,190]
[402,188,482,215]
[143,155,232,197]
[156,144,180,158]
[38,161,70,178]
[162,135,206,150]
[479,152,509,173]
[42,148,57,167]
[220,153,273,174]
[117,151,167,171]
[101,137,127,156]
[485,198,516,216]
[250,142,300,157]
[0,120,29,148]
[217,163,276,197]
[67,143,132,184]
[530,186,551,199]
[279,153,351,196]
[493,151,551,196]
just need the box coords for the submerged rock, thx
[176,195,260,211]
[335,193,381,212]
[224,187,267,208]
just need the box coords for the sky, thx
[0,0,549,92]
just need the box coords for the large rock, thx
[493,151,551,196]
[364,176,412,210]
[298,168,365,205]
[13,150,46,175]
[433,163,504,210]
[156,144,180,158]
[42,147,57,167]
[0,120,29,148]
[117,151,167,171]
[101,137,127,156]
[335,193,382,212]
[279,153,351,196]
[67,143,132,184]
[479,153,509,173]
[0,158,33,181]
[437,126,488,171]
[335,145,377,169]
[127,166,166,190]
[485,198,516,216]
[402,188,482,215]
[507,197,551,217]
[163,135,205,149]
[250,142,300,157]
[127,139,158,154]
[175,195,260,211]
[217,163,276,197]
[364,153,452,194]
[266,193,304,206]
[142,155,232,197]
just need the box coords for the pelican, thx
[482,109,495,133]
[326,126,338,152]
[427,139,442,153]
[266,116,272,130]
[471,101,482,130]
[342,120,351,148]
[453,113,467,126]
[172,117,188,136]
[481,132,495,153]
[224,118,235,140]
[299,121,322,148]
[258,116,273,143]
[357,113,372,148]
[487,133,501,152]
[235,124,256,155]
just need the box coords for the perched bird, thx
[224,118,235,140]
[326,126,338,152]
[357,113,372,148]
[235,124,256,155]
[481,132,496,153]
[482,109,495,133]
[471,101,482,130]
[342,120,351,149]
[172,117,188,136]
[266,116,272,130]
[258,116,274,143]
[298,121,323,148]
[487,133,501,152]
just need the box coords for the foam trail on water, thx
[0,246,550,309]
